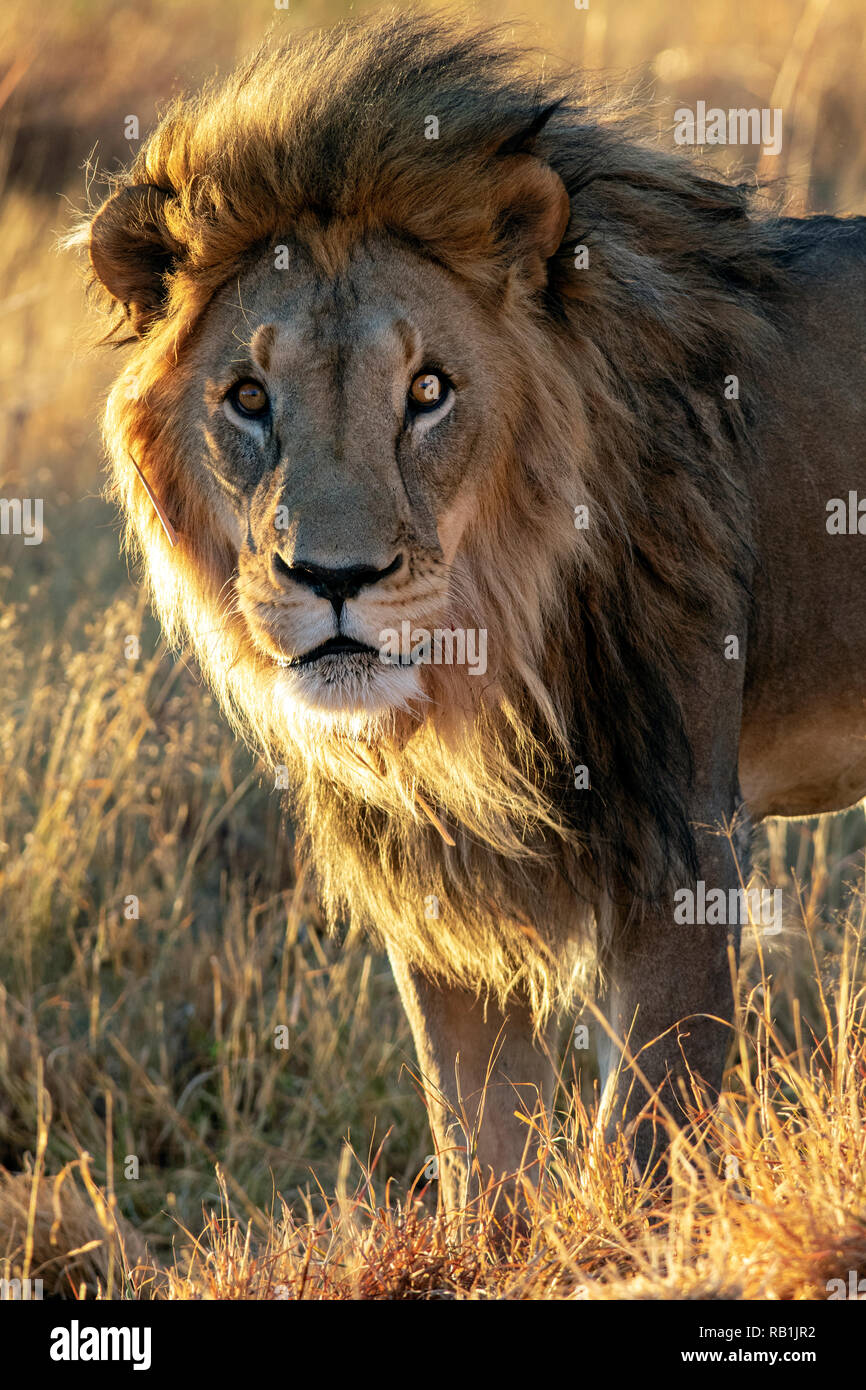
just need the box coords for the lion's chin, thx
[273,654,426,731]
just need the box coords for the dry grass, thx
[4,895,866,1299]
[0,0,865,1300]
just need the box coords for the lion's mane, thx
[88,13,787,1021]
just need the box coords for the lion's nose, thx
[272,553,403,616]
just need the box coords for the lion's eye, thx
[408,370,448,411]
[227,379,270,418]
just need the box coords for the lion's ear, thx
[89,184,180,335]
[492,154,571,291]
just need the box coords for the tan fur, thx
[75,12,866,1061]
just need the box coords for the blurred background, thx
[0,0,864,1263]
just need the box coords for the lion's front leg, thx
[387,948,557,1218]
[598,809,748,1180]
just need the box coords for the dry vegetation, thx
[0,0,865,1300]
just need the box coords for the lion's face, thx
[86,42,571,739]
[178,234,507,720]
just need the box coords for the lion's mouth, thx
[267,630,426,716]
[276,636,380,669]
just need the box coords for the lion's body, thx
[80,14,866,1203]
[742,218,866,817]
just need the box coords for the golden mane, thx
[86,12,789,1022]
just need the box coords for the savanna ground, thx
[1,0,865,1300]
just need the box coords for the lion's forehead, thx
[208,238,464,377]
[252,307,419,375]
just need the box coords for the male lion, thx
[79,14,866,1212]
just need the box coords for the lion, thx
[76,13,866,1212]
